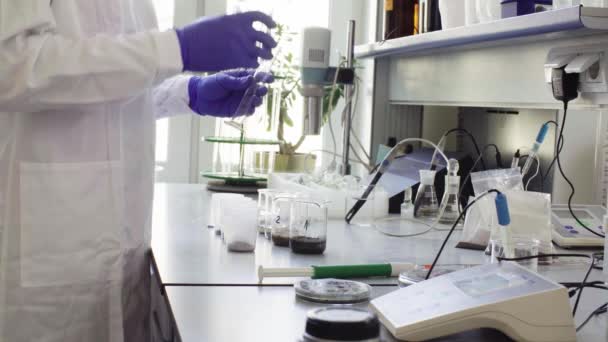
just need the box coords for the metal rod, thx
[342,20,356,175]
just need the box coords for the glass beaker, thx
[270,194,296,247]
[257,189,279,234]
[414,170,439,219]
[289,199,328,255]
[490,236,540,272]
[439,175,461,224]
[346,185,376,227]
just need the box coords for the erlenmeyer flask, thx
[414,170,438,218]
[439,174,461,224]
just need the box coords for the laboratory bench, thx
[151,183,607,341]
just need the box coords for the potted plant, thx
[264,24,345,173]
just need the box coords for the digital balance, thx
[551,204,605,248]
[370,263,576,341]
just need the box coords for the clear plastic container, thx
[414,170,439,219]
[290,199,328,255]
[210,193,245,235]
[223,201,258,252]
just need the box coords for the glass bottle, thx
[414,170,438,219]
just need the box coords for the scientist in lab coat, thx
[0,2,276,341]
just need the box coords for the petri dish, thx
[294,278,372,304]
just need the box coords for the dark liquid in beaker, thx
[290,237,326,254]
[271,234,290,247]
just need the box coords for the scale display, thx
[551,205,605,248]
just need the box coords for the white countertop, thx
[151,183,607,341]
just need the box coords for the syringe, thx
[521,123,549,177]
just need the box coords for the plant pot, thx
[273,153,316,173]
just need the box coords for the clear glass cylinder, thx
[414,170,439,219]
[290,200,328,255]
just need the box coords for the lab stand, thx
[201,135,279,193]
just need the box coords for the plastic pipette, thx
[258,262,416,283]
[521,123,549,177]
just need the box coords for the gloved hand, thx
[188,69,274,117]
[176,11,277,72]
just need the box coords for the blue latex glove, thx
[176,11,277,72]
[188,69,274,117]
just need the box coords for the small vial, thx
[401,187,413,218]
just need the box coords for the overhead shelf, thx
[355,6,608,59]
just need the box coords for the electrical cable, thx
[497,252,600,316]
[525,154,540,190]
[457,143,504,206]
[442,128,487,170]
[554,102,605,238]
[485,144,504,168]
[517,154,544,191]
[577,302,608,332]
[541,120,563,182]
[425,189,501,280]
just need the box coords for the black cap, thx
[304,307,380,341]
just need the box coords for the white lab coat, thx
[0,1,192,341]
